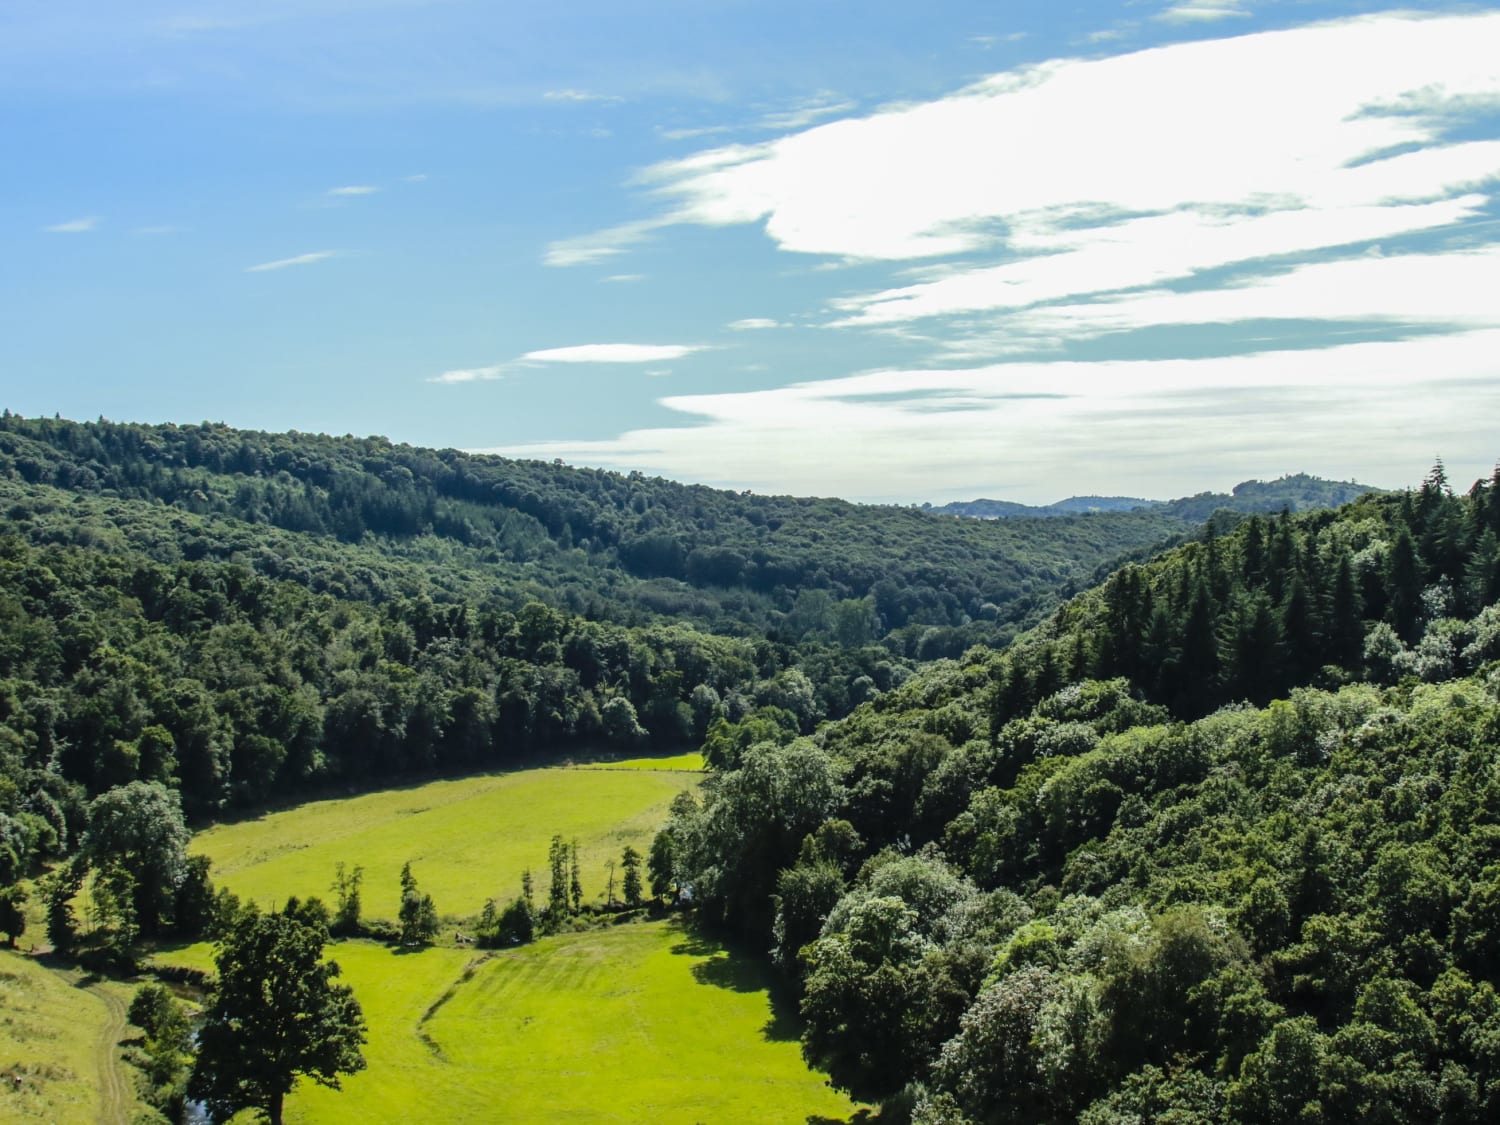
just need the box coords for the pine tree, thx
[569,838,583,913]
[621,845,643,908]
[1328,553,1364,672]
[546,835,569,920]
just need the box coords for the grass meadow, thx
[272,921,862,1124]
[191,761,701,922]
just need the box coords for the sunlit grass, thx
[0,949,145,1124]
[190,767,697,922]
[276,922,863,1125]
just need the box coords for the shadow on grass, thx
[807,1113,878,1125]
[667,917,804,1043]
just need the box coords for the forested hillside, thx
[0,414,1210,653]
[660,462,1500,1122]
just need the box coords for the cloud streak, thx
[245,250,336,272]
[1156,0,1250,24]
[44,216,98,233]
[521,343,707,364]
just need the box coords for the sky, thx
[3,0,1499,504]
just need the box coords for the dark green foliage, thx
[0,413,1205,655]
[660,465,1500,1121]
[0,883,25,945]
[621,845,643,908]
[127,982,193,1119]
[189,907,366,1125]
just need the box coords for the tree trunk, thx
[268,1090,284,1125]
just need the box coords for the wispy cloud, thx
[327,185,379,196]
[759,94,858,132]
[727,317,781,330]
[403,173,428,183]
[603,274,646,284]
[522,343,707,364]
[1156,0,1250,24]
[658,124,736,142]
[427,364,507,385]
[44,216,98,233]
[544,88,622,104]
[544,219,668,267]
[245,250,336,273]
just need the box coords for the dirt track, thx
[86,983,129,1125]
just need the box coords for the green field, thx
[191,765,699,921]
[268,921,862,1124]
[0,950,145,1124]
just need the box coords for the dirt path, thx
[85,983,130,1125]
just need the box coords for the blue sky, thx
[3,0,1499,503]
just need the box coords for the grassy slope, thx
[283,922,861,1125]
[0,950,144,1124]
[191,765,700,921]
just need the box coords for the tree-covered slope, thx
[660,463,1500,1122]
[0,413,1207,652]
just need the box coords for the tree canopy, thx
[190,906,366,1125]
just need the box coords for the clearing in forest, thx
[190,763,699,921]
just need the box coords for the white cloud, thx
[603,273,646,284]
[727,317,781,330]
[44,216,98,233]
[245,250,336,272]
[521,343,707,364]
[427,364,507,385]
[327,185,379,196]
[495,331,1500,503]
[552,10,1500,318]
[1156,0,1249,25]
[403,173,428,183]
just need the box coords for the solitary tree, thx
[330,862,363,937]
[189,908,366,1125]
[397,862,438,946]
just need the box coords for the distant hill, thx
[925,473,1377,522]
[925,495,1155,519]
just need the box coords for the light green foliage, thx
[190,768,695,921]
